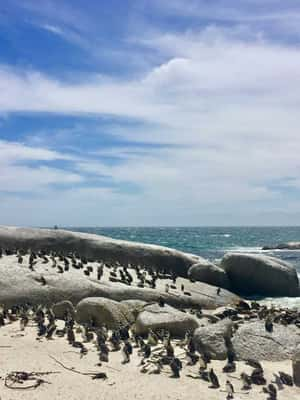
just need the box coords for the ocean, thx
[66,226,300,307]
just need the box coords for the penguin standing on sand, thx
[121,340,133,364]
[241,372,252,391]
[226,380,234,399]
[209,368,220,388]
[170,357,182,378]
[20,312,29,331]
[67,326,75,344]
[99,341,109,362]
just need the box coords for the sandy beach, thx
[0,229,299,399]
[0,320,298,400]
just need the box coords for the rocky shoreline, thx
[0,226,300,398]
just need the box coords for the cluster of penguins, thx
[0,247,193,296]
[0,300,296,400]
[0,248,298,399]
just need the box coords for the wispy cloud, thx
[1,1,300,225]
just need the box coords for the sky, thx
[1,0,300,227]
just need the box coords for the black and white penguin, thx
[226,380,234,399]
[170,357,182,378]
[209,368,220,389]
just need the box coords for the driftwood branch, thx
[49,355,109,378]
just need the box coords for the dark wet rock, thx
[232,321,300,361]
[135,303,199,337]
[221,253,299,297]
[262,242,300,250]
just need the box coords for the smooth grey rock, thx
[188,261,230,289]
[0,255,240,309]
[0,226,201,277]
[193,319,233,360]
[76,297,134,329]
[293,346,300,386]
[121,299,147,318]
[221,253,299,297]
[232,321,300,361]
[52,300,75,320]
[135,303,199,337]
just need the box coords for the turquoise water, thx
[66,226,300,272]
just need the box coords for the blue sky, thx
[1,0,300,226]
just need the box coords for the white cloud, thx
[1,25,300,224]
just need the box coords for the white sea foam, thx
[223,246,264,253]
[260,296,300,309]
[210,233,231,238]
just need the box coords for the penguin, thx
[99,342,109,362]
[226,380,234,399]
[20,313,29,331]
[110,330,121,351]
[272,374,284,390]
[0,312,5,327]
[217,287,221,295]
[198,355,207,371]
[119,325,130,341]
[209,368,220,388]
[57,265,64,274]
[37,320,47,337]
[278,371,293,386]
[80,345,88,358]
[158,297,165,307]
[121,340,133,364]
[186,351,199,366]
[251,368,266,385]
[170,357,182,378]
[46,323,56,339]
[164,338,174,358]
[241,372,252,390]
[181,284,184,292]
[142,343,151,359]
[265,315,273,333]
[266,383,277,400]
[223,362,236,373]
[67,327,75,344]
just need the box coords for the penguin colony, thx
[0,247,298,399]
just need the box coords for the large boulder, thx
[0,225,201,277]
[121,299,147,319]
[135,303,199,337]
[52,300,75,320]
[221,253,299,297]
[193,319,233,360]
[76,297,134,329]
[232,321,300,361]
[0,255,240,309]
[188,261,230,289]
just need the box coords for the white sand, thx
[0,321,299,400]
